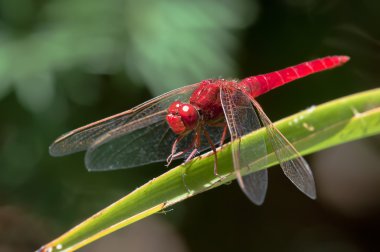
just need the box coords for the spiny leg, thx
[181,131,201,194]
[168,134,199,194]
[166,135,185,166]
[184,148,199,163]
[208,122,228,149]
[175,133,199,164]
[183,128,202,163]
[219,124,228,147]
[203,129,219,176]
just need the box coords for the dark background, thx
[0,0,379,251]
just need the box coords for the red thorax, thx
[166,79,233,135]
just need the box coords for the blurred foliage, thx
[0,0,256,197]
[0,0,256,112]
[0,0,379,251]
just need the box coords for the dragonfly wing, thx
[86,121,185,170]
[49,83,200,157]
[85,120,225,171]
[250,98,316,199]
[220,86,268,205]
[241,169,268,205]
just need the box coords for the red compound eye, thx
[166,101,199,134]
[178,104,198,129]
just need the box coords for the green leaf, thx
[38,88,380,252]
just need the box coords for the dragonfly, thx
[50,55,349,205]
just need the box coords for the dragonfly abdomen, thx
[239,55,350,97]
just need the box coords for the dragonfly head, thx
[166,101,199,134]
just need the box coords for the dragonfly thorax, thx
[166,101,200,134]
[189,79,228,122]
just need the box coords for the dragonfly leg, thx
[185,148,199,163]
[180,132,203,193]
[203,129,219,176]
[167,151,185,165]
[169,132,199,165]
[207,121,228,148]
[179,147,200,194]
[183,129,202,163]
[166,135,186,166]
[219,125,228,148]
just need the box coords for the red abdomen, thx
[239,55,350,97]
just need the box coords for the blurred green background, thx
[0,0,379,251]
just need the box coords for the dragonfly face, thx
[166,79,235,135]
[166,101,200,134]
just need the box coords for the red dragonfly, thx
[50,55,349,205]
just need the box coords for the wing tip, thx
[48,141,80,157]
[251,197,265,206]
[243,191,266,206]
[305,187,317,200]
[48,132,75,157]
[48,143,63,157]
[241,183,268,206]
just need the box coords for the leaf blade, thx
[38,88,380,252]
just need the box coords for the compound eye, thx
[178,104,199,130]
[167,101,182,114]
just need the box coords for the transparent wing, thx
[85,121,181,170]
[250,98,316,199]
[85,121,225,171]
[49,83,200,157]
[220,86,268,205]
